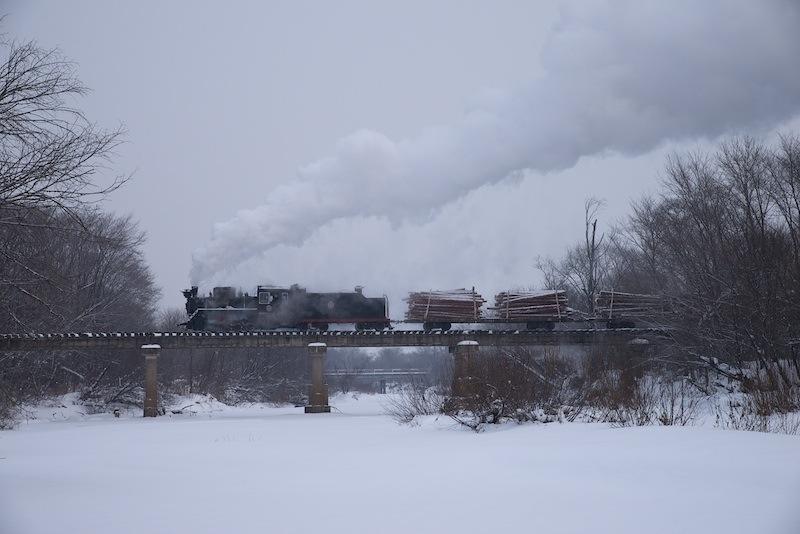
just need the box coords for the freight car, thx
[183,285,390,331]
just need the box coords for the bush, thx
[384,382,445,424]
[715,395,800,435]
[433,344,711,431]
[602,376,701,428]
[0,394,19,430]
[440,347,582,431]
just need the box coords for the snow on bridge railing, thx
[0,327,672,338]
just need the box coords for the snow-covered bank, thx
[1,394,799,534]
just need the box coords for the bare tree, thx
[0,36,130,327]
[538,197,608,312]
[0,209,159,333]
[155,307,187,332]
[617,136,800,409]
[582,197,606,312]
[0,40,125,215]
[0,35,159,426]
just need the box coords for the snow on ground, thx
[2,393,799,534]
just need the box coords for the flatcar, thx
[183,285,390,331]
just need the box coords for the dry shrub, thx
[741,360,800,416]
[601,376,656,427]
[575,344,702,427]
[581,344,649,424]
[0,393,19,430]
[715,396,800,435]
[602,376,701,428]
[442,347,581,430]
[711,359,800,434]
[655,379,700,426]
[384,381,445,424]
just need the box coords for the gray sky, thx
[7,1,800,312]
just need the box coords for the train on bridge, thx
[183,285,668,333]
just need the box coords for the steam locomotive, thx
[183,285,390,331]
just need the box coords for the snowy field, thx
[2,394,799,534]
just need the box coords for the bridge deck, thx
[0,328,669,351]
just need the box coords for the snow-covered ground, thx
[2,393,799,534]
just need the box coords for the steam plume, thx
[192,0,800,287]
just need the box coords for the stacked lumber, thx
[405,288,485,322]
[595,291,666,318]
[490,290,570,321]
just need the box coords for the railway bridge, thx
[0,328,670,416]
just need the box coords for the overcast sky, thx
[7,1,800,312]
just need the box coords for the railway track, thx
[0,327,671,351]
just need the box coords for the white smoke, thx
[192,0,800,296]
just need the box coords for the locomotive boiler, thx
[183,284,390,331]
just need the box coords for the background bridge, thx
[325,368,429,377]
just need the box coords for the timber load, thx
[405,288,485,322]
[595,291,668,319]
[490,290,571,321]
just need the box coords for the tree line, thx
[542,137,800,389]
[0,36,158,425]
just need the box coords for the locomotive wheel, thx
[525,321,555,331]
[355,322,390,331]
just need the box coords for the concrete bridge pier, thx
[305,343,331,413]
[452,340,478,397]
[142,344,160,417]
